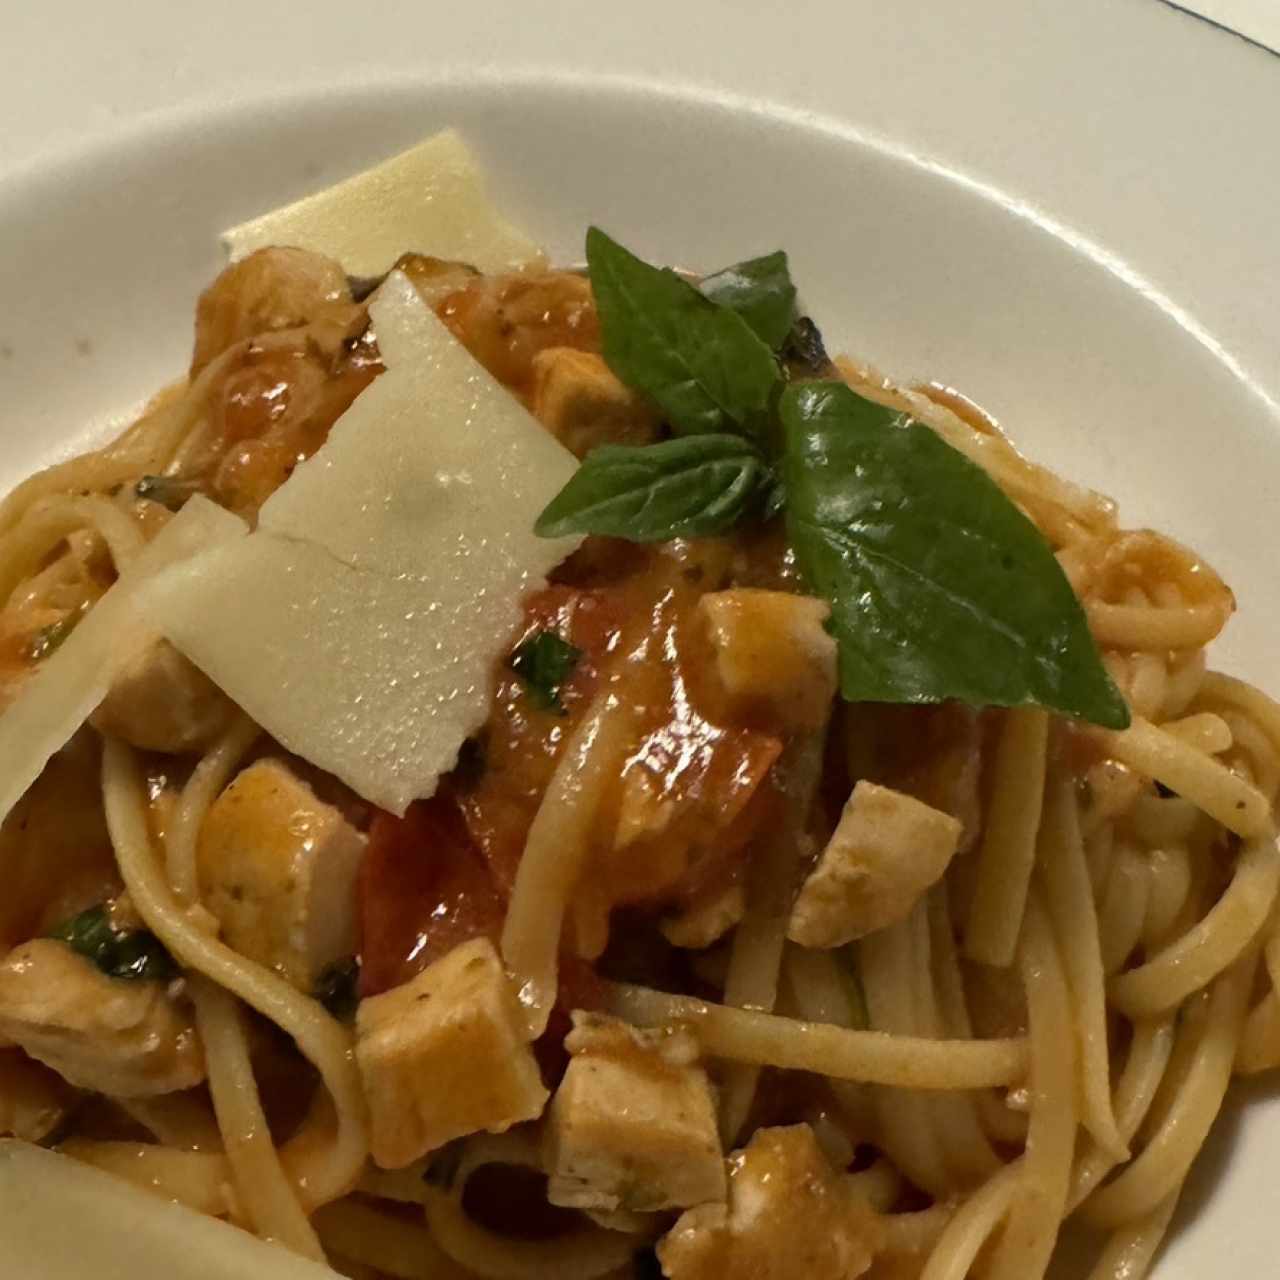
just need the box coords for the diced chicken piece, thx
[698,590,837,733]
[197,759,364,992]
[531,347,660,458]
[355,937,548,1168]
[91,640,236,754]
[0,940,204,1098]
[658,1125,882,1280]
[0,1049,73,1141]
[191,246,355,374]
[545,1012,725,1214]
[661,885,746,950]
[788,781,960,948]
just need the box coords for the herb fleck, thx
[509,630,582,713]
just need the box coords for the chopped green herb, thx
[314,957,361,1020]
[48,905,178,982]
[26,615,78,662]
[586,228,782,439]
[780,382,1130,727]
[699,250,797,350]
[535,434,773,543]
[509,630,582,713]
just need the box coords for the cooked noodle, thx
[0,237,1274,1280]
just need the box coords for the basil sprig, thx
[781,384,1129,727]
[535,231,1128,728]
[48,905,177,982]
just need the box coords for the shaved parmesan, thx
[147,275,583,815]
[0,498,247,828]
[222,129,543,277]
[0,1141,339,1279]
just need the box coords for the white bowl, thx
[0,60,1278,1280]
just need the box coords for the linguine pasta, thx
[0,233,1274,1280]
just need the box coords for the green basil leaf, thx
[781,382,1129,728]
[103,931,178,982]
[48,906,117,967]
[586,228,782,438]
[535,435,773,543]
[48,905,177,982]
[699,250,797,349]
[509,630,583,713]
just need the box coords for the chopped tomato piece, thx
[455,583,627,892]
[358,798,505,996]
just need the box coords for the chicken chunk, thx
[0,1050,72,1141]
[191,246,355,374]
[698,590,837,733]
[657,1125,881,1280]
[788,781,960,947]
[0,940,204,1098]
[91,640,236,754]
[545,1013,725,1214]
[355,937,547,1168]
[197,759,364,992]
[530,347,660,458]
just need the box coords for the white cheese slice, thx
[260,272,582,579]
[147,275,583,816]
[0,497,247,828]
[0,1140,339,1279]
[222,128,543,277]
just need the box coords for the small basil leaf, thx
[509,630,583,713]
[586,228,782,438]
[699,250,797,349]
[535,435,773,543]
[49,906,117,966]
[48,905,177,982]
[104,931,178,982]
[781,382,1129,728]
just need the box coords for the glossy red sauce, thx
[358,798,504,997]
[359,539,790,1014]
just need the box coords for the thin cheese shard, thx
[0,497,247,828]
[147,275,583,815]
[222,129,543,277]
[0,1141,339,1279]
